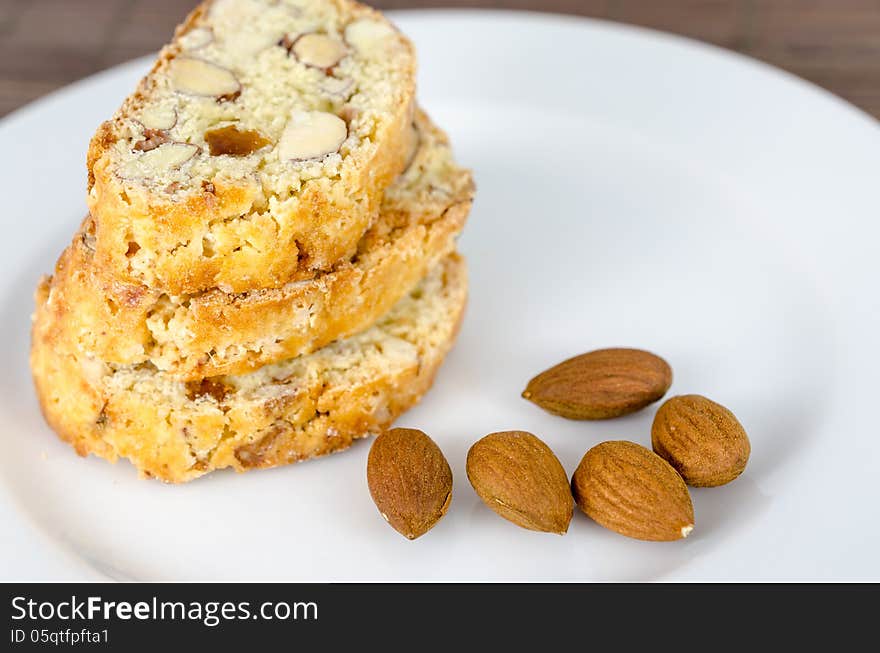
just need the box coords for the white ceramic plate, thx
[1,10,878,582]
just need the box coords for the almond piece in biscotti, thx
[204,125,271,156]
[292,33,348,69]
[344,18,396,54]
[120,142,199,179]
[138,106,177,131]
[225,30,283,59]
[319,77,355,102]
[134,129,171,152]
[278,111,347,161]
[180,27,213,51]
[168,58,241,98]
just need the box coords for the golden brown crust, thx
[86,0,417,294]
[55,110,472,379]
[31,255,467,483]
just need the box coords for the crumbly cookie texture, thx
[31,255,467,483]
[87,0,417,294]
[49,110,473,379]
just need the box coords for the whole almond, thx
[652,394,750,487]
[572,441,694,541]
[522,348,672,419]
[367,428,452,540]
[466,431,573,534]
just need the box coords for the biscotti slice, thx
[49,110,472,379]
[87,0,416,294]
[31,255,467,483]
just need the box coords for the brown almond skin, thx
[522,348,672,419]
[572,441,694,541]
[466,431,573,534]
[652,394,751,487]
[366,428,452,540]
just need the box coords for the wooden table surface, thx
[1,0,878,120]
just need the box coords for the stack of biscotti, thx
[30,0,473,483]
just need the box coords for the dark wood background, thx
[1,0,878,119]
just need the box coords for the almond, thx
[652,394,750,487]
[292,33,348,69]
[180,27,213,51]
[168,58,240,99]
[571,441,694,541]
[366,428,452,540]
[278,110,347,161]
[522,348,672,419]
[120,142,199,179]
[466,431,572,534]
[344,18,396,55]
[224,30,282,59]
[138,105,177,131]
[133,128,171,153]
[318,77,355,102]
